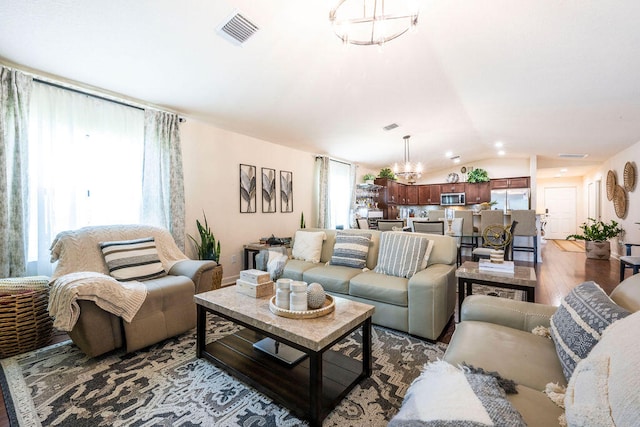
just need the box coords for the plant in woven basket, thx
[189,211,221,263]
[566,218,623,242]
[566,218,624,260]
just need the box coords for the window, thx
[328,160,353,229]
[27,82,144,274]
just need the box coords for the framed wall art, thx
[280,170,293,213]
[239,164,256,213]
[262,167,276,213]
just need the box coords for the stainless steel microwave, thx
[441,192,466,206]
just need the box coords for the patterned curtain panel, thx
[315,156,330,228]
[0,67,32,277]
[141,110,185,251]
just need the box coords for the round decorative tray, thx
[269,295,335,319]
[613,184,627,218]
[624,161,636,192]
[606,170,616,201]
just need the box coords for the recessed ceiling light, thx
[560,168,568,173]
[453,158,461,164]
[498,150,505,156]
[494,141,503,148]
[445,151,453,157]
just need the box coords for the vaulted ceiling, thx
[2,0,640,177]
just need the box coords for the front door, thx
[544,187,577,240]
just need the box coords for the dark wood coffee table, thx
[194,286,375,427]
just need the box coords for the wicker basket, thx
[211,265,223,290]
[0,276,53,358]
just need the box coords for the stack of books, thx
[478,259,515,274]
[236,269,274,298]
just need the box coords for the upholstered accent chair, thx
[49,224,218,357]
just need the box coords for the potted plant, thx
[566,218,624,260]
[467,168,490,183]
[363,173,376,185]
[378,168,397,180]
[189,212,223,288]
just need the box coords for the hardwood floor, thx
[0,239,626,426]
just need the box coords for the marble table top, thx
[195,286,375,352]
[455,261,537,288]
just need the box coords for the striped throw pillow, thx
[330,232,372,268]
[374,232,430,279]
[550,281,630,380]
[100,237,167,282]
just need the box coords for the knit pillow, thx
[374,232,429,279]
[100,237,167,281]
[330,231,372,269]
[291,231,326,263]
[550,281,630,381]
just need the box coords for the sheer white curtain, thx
[315,156,356,229]
[28,82,144,275]
[0,67,32,277]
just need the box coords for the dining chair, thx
[377,219,405,231]
[356,218,370,229]
[427,210,445,222]
[473,221,518,262]
[412,220,445,235]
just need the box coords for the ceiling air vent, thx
[558,153,589,159]
[217,11,259,46]
[383,123,399,131]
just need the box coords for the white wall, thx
[180,119,316,284]
[593,140,640,256]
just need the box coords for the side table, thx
[243,243,288,270]
[455,261,537,322]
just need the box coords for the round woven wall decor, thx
[624,162,636,192]
[613,184,627,218]
[606,170,616,201]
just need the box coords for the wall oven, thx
[440,192,466,206]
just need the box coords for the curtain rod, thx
[315,155,352,166]
[33,78,186,123]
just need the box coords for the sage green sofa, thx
[281,228,458,341]
[443,274,640,426]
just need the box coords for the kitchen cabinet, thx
[418,184,441,205]
[405,185,418,205]
[441,183,466,193]
[465,182,491,205]
[397,183,407,204]
[490,177,530,189]
[374,178,403,217]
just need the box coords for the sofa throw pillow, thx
[291,231,326,263]
[374,231,429,279]
[388,360,525,427]
[565,311,640,427]
[100,237,167,282]
[330,231,372,269]
[550,281,630,381]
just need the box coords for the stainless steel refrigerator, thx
[490,188,530,213]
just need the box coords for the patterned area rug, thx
[471,284,527,301]
[1,316,447,427]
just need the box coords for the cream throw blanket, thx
[48,272,147,331]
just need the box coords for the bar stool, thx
[510,209,538,266]
[619,243,640,281]
[479,210,504,247]
[427,210,445,222]
[455,210,476,253]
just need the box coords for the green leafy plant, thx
[467,168,490,183]
[188,212,221,263]
[566,218,623,242]
[378,168,396,180]
[363,173,376,182]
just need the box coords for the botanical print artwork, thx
[280,170,293,213]
[261,168,276,213]
[240,164,256,213]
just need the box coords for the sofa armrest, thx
[169,260,218,293]
[460,294,557,331]
[407,263,457,340]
